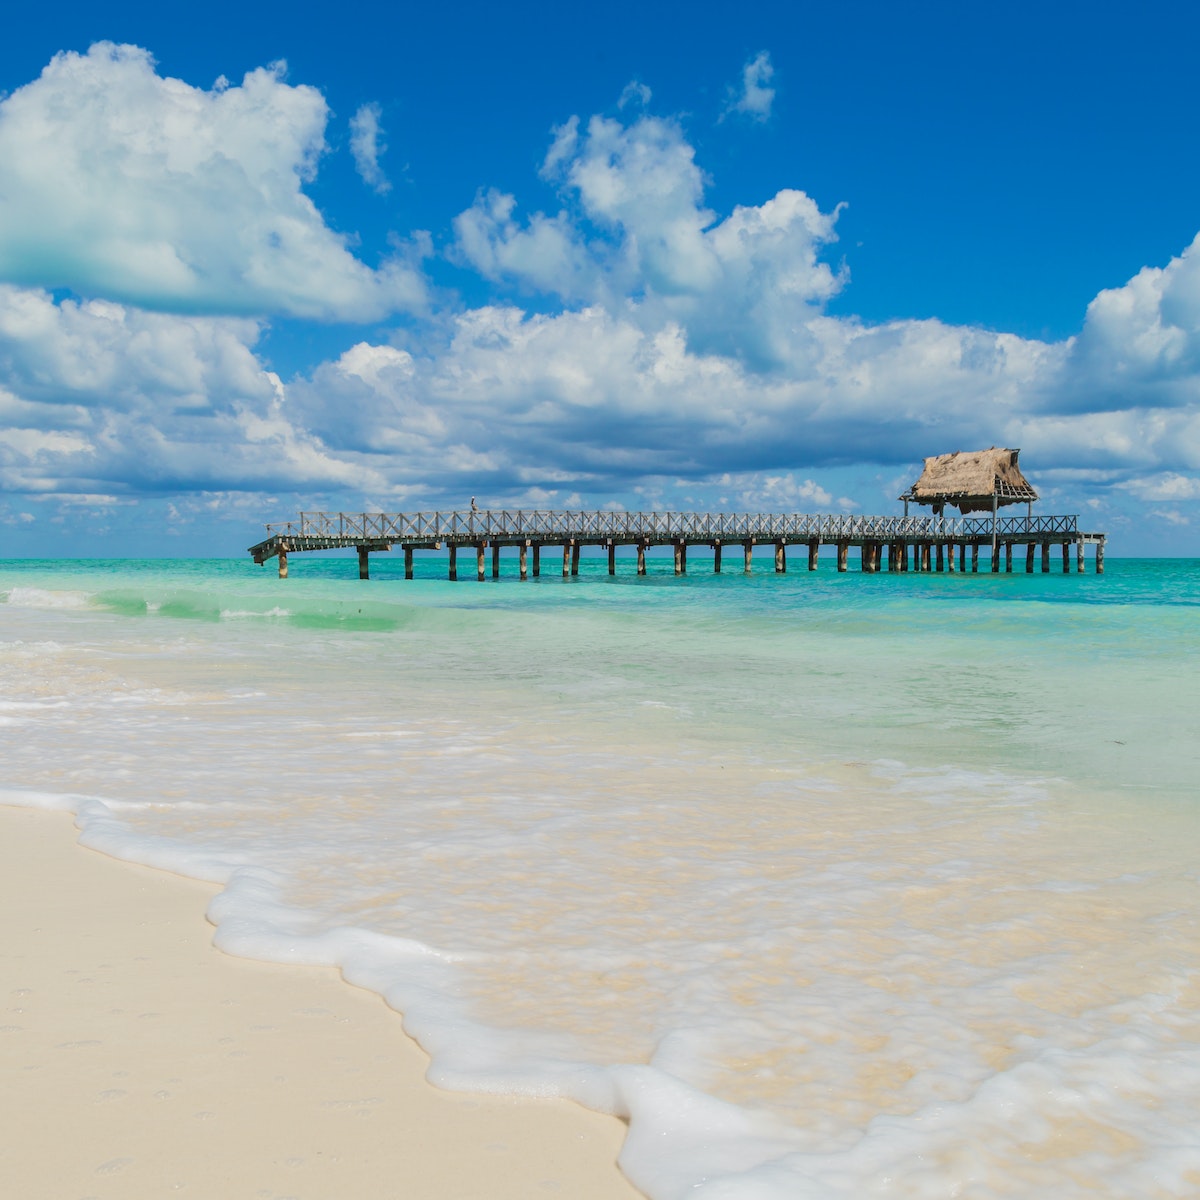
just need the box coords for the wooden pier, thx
[248,510,1107,580]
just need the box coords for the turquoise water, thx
[3,555,1199,1197]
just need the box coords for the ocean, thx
[3,552,1199,1198]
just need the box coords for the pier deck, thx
[249,511,1106,579]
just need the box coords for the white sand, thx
[0,805,642,1199]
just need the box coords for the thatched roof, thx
[900,448,1038,514]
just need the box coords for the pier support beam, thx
[493,543,501,579]
[1005,541,1013,573]
[1062,542,1071,573]
[357,546,370,580]
[991,541,1000,573]
[638,543,647,576]
[935,543,944,572]
[571,543,580,576]
[1076,538,1085,574]
[743,541,753,573]
[922,543,932,572]
[448,545,458,581]
[775,541,786,573]
[713,541,722,574]
[278,545,288,579]
[900,543,908,572]
[674,541,686,575]
[520,543,528,580]
[809,539,819,571]
[1096,538,1105,573]
[947,542,956,573]
[477,543,486,582]
[959,543,967,572]
[532,544,541,578]
[1041,541,1051,573]
[837,542,849,572]
[562,543,571,578]
[405,546,414,580]
[1026,543,1035,573]
[608,542,616,576]
[971,543,979,572]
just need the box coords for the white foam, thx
[2,586,92,609]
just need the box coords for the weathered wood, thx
[809,538,819,571]
[1076,538,1085,573]
[1026,543,1035,573]
[638,542,647,576]
[1062,541,1070,573]
[477,543,486,582]
[935,543,944,572]
[562,543,571,578]
[713,541,722,574]
[533,543,541,578]
[520,543,528,580]
[1005,541,1013,573]
[775,541,786,573]
[947,541,956,573]
[674,542,686,576]
[900,542,909,572]
[743,541,753,573]
[448,544,457,581]
[1041,540,1050,573]
[1096,538,1105,573]
[571,542,581,576]
[837,542,848,572]
[608,542,616,575]
[404,545,414,580]
[971,543,979,573]
[491,542,500,579]
[278,545,288,579]
[922,543,932,572]
[959,542,967,572]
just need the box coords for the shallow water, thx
[2,554,1199,1197]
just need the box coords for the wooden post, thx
[562,543,571,578]
[608,542,616,576]
[971,543,979,573]
[775,541,786,573]
[571,542,580,576]
[492,542,501,579]
[900,542,908,572]
[674,542,685,575]
[1061,541,1070,573]
[448,544,458,581]
[1005,541,1013,573]
[477,543,486,582]
[713,541,722,573]
[1096,538,1105,574]
[404,546,414,580]
[959,543,967,573]
[1076,538,1085,574]
[936,543,944,572]
[519,543,528,580]
[1041,540,1050,573]
[1026,543,1035,573]
[990,541,1000,573]
[837,542,848,572]
[358,546,370,580]
[808,539,819,571]
[743,541,753,573]
[277,545,288,579]
[532,544,541,578]
[637,543,647,576]
[922,543,932,572]
[946,542,955,573]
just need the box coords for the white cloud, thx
[349,101,392,194]
[454,109,845,367]
[723,51,776,123]
[0,284,376,495]
[0,44,424,321]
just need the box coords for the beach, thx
[0,804,638,1199]
[3,555,1200,1198]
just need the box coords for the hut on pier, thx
[900,447,1039,549]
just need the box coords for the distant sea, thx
[3,554,1199,1198]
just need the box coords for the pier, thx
[248,510,1106,579]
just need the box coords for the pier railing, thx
[263,510,1080,542]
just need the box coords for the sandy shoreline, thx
[0,805,641,1199]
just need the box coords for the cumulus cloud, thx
[723,51,776,122]
[350,101,391,194]
[454,109,844,367]
[0,284,376,495]
[0,44,424,321]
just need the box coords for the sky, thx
[1,0,1199,556]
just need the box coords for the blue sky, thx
[1,0,1198,555]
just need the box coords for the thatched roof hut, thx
[900,448,1038,515]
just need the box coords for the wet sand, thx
[0,805,641,1199]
